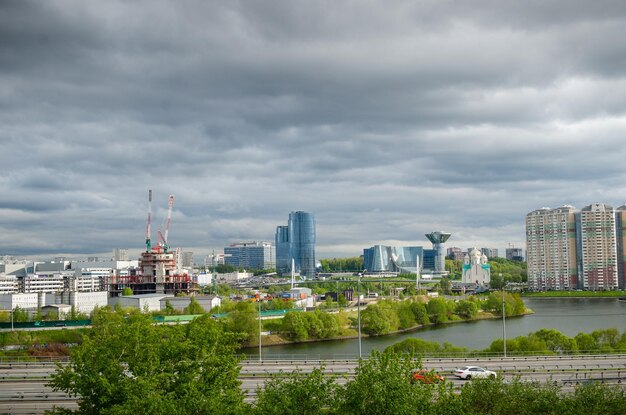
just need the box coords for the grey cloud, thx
[2,1,626,258]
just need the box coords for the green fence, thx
[0,319,91,329]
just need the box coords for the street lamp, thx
[357,272,362,360]
[501,273,507,358]
[258,295,262,362]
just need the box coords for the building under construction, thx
[108,190,197,297]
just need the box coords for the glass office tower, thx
[275,225,291,274]
[288,211,316,277]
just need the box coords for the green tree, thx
[426,297,449,324]
[337,294,348,307]
[254,367,342,415]
[574,332,597,353]
[339,351,436,415]
[455,300,478,319]
[121,287,134,296]
[47,309,248,414]
[437,277,452,295]
[410,301,430,325]
[215,264,237,273]
[225,301,259,344]
[385,338,443,356]
[458,377,560,415]
[395,301,416,329]
[0,310,9,322]
[183,297,205,315]
[163,299,177,315]
[360,303,399,335]
[317,311,340,339]
[281,311,309,341]
[534,328,578,354]
[12,306,29,322]
[306,312,325,338]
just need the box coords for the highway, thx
[1,355,625,414]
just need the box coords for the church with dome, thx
[462,247,491,287]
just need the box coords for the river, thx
[244,298,626,359]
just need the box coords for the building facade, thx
[288,212,316,277]
[363,245,424,273]
[224,242,276,270]
[447,247,465,261]
[526,206,578,291]
[526,203,625,291]
[462,247,491,286]
[616,205,626,289]
[275,226,291,274]
[426,231,451,275]
[576,203,618,290]
[114,248,129,261]
[506,247,524,261]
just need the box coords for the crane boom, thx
[162,194,175,252]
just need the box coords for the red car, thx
[411,369,445,384]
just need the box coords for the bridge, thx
[1,354,625,414]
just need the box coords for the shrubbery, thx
[253,351,626,415]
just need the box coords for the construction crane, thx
[158,194,175,253]
[145,189,152,252]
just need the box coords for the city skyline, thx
[3,2,626,260]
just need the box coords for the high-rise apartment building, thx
[447,247,465,261]
[526,206,578,291]
[480,248,498,259]
[288,212,316,278]
[616,205,626,289]
[576,203,618,290]
[526,203,625,291]
[224,242,276,270]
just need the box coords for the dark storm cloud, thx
[2,0,626,259]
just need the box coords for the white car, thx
[453,366,497,380]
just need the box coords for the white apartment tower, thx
[576,203,618,290]
[526,206,578,291]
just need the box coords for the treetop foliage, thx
[47,308,247,414]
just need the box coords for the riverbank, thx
[523,291,626,298]
[243,308,534,349]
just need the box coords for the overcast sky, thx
[2,1,626,262]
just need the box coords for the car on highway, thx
[411,369,445,384]
[453,366,497,380]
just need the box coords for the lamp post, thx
[357,272,362,360]
[501,273,506,358]
[258,295,262,362]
